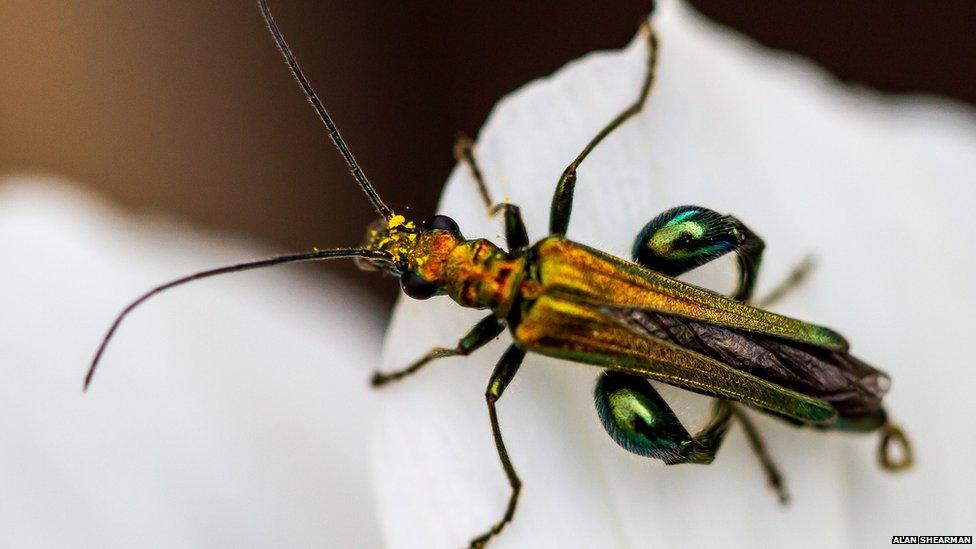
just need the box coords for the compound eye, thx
[423,214,460,233]
[400,271,438,300]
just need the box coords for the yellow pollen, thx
[374,214,419,263]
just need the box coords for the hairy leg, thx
[549,22,659,236]
[371,314,504,387]
[469,345,526,548]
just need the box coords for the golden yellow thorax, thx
[441,239,526,316]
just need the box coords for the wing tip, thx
[812,325,850,352]
[801,399,838,424]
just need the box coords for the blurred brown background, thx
[2,1,975,311]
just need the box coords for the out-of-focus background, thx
[2,1,975,312]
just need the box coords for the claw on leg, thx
[878,421,913,471]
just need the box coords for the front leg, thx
[454,134,529,253]
[371,314,504,387]
[454,133,495,213]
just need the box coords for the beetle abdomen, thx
[605,307,889,419]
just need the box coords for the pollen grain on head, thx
[366,214,421,264]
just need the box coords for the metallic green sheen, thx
[595,374,691,459]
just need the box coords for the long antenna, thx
[258,0,393,219]
[83,247,389,391]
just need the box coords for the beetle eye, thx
[423,214,460,233]
[400,271,438,300]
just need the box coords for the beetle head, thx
[358,214,464,299]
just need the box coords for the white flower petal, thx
[0,179,383,548]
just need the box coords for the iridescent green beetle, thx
[85,2,913,547]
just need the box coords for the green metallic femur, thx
[594,371,695,461]
[632,205,740,276]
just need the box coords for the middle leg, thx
[549,21,659,237]
[469,344,526,548]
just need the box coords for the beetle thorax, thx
[441,239,525,315]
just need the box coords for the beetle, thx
[84,2,913,547]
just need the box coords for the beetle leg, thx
[877,416,914,471]
[470,345,526,548]
[670,399,733,465]
[631,205,766,302]
[549,21,659,237]
[454,133,495,213]
[594,371,732,465]
[455,134,530,253]
[371,314,504,387]
[820,407,914,472]
[728,217,765,302]
[730,404,790,504]
[754,255,815,309]
[491,203,530,253]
